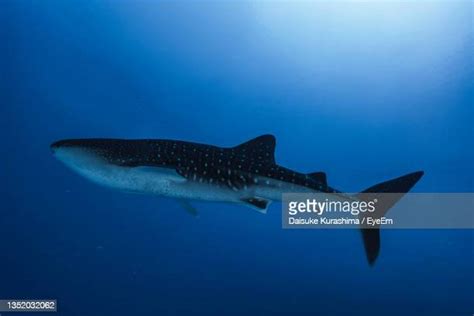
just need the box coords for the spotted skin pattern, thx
[51,135,332,194]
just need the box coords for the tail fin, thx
[357,171,424,266]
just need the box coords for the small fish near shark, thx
[51,135,423,265]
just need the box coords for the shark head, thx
[51,139,119,176]
[52,138,192,195]
[50,138,171,191]
[50,138,152,166]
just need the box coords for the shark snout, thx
[50,139,97,160]
[50,140,77,156]
[50,140,63,153]
[50,139,110,172]
[50,139,96,154]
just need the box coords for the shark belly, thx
[252,176,357,203]
[75,163,243,202]
[251,176,315,201]
[56,148,316,203]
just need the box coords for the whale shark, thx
[51,134,423,265]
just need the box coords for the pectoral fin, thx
[177,200,199,217]
[240,197,271,214]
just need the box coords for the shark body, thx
[51,135,337,211]
[51,134,423,264]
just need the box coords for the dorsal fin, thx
[308,172,327,186]
[233,134,276,165]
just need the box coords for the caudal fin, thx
[357,171,424,266]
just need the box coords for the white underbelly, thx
[76,165,242,202]
[72,164,320,203]
[253,177,314,200]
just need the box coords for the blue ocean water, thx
[2,1,473,315]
